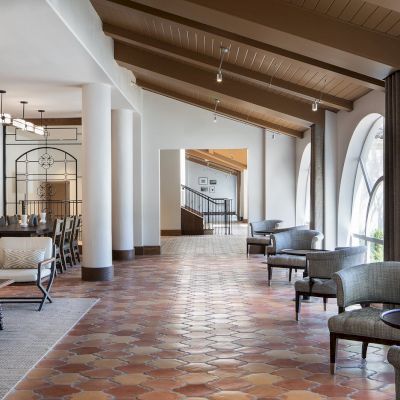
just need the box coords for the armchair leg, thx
[37,264,56,312]
[295,291,301,321]
[267,265,272,286]
[323,297,327,311]
[362,342,369,359]
[330,332,337,374]
[289,268,293,282]
[247,244,249,257]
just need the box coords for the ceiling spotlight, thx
[213,98,220,123]
[312,78,327,112]
[216,46,229,83]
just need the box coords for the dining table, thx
[0,221,53,237]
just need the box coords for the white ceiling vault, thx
[0,0,140,119]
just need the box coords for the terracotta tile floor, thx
[3,255,395,399]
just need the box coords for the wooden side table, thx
[0,279,14,330]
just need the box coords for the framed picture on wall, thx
[200,186,208,192]
[209,179,217,185]
[199,177,208,185]
[209,186,215,193]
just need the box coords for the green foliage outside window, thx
[371,229,384,262]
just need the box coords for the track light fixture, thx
[216,47,229,83]
[213,98,220,122]
[312,78,327,112]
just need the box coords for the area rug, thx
[0,298,98,399]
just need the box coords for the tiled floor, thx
[3,254,395,400]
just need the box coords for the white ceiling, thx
[0,0,136,118]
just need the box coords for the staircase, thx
[181,185,233,235]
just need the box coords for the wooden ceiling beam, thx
[104,24,353,111]
[193,149,247,171]
[185,0,400,68]
[136,79,304,138]
[105,0,385,90]
[186,153,239,175]
[187,150,244,172]
[25,117,81,126]
[115,42,321,125]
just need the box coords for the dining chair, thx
[52,218,64,273]
[60,216,74,269]
[7,215,18,225]
[70,215,82,266]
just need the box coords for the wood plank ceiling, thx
[91,0,399,137]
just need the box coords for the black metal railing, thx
[17,200,82,219]
[181,184,233,235]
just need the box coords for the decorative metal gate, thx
[14,146,79,217]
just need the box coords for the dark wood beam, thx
[115,42,321,125]
[185,0,400,68]
[25,118,81,126]
[137,79,304,138]
[104,24,353,111]
[105,0,385,90]
[186,153,239,175]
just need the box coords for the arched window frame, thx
[351,116,384,260]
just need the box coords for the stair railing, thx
[181,184,233,235]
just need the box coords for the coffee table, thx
[381,309,400,329]
[0,279,14,330]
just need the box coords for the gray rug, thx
[0,298,98,399]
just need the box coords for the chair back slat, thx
[72,215,82,242]
[61,216,74,245]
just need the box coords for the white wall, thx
[265,131,296,227]
[185,160,237,212]
[140,91,266,246]
[160,150,182,231]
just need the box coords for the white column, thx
[82,83,113,281]
[111,109,134,260]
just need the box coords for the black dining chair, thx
[70,215,82,266]
[52,218,64,274]
[60,216,74,270]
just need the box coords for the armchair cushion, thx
[250,220,282,236]
[0,267,51,283]
[270,229,323,253]
[267,254,307,268]
[294,277,336,295]
[0,237,53,266]
[3,248,45,269]
[328,307,400,341]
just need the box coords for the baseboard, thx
[160,230,182,236]
[112,249,135,261]
[135,246,161,255]
[82,265,114,281]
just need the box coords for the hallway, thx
[4,255,394,400]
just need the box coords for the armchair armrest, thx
[388,346,400,369]
[333,262,400,308]
[38,257,55,269]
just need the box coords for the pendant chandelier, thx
[0,90,47,136]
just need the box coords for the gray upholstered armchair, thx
[388,346,400,400]
[329,262,400,374]
[246,219,282,256]
[267,229,323,286]
[294,246,366,320]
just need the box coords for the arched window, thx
[351,116,384,261]
[296,144,310,226]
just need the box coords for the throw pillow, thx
[3,248,46,269]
